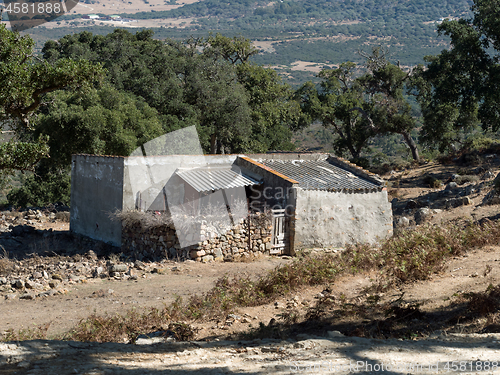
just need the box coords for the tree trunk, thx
[210,134,217,154]
[401,131,420,161]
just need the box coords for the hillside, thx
[23,0,474,85]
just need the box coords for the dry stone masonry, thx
[121,212,273,262]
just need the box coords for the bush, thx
[7,170,71,207]
[463,136,497,152]
[454,175,479,185]
[422,174,442,188]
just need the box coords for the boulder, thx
[395,216,410,228]
[445,182,458,190]
[415,208,432,225]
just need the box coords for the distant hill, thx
[25,0,474,85]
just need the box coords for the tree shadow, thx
[1,329,498,375]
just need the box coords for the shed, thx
[70,152,392,256]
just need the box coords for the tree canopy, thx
[0,24,104,175]
[296,49,419,162]
[41,29,303,155]
[413,0,500,152]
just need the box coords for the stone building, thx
[70,153,392,258]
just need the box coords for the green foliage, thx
[0,135,49,173]
[236,63,303,151]
[0,24,104,129]
[205,33,259,64]
[36,86,164,167]
[422,175,442,188]
[463,135,498,152]
[7,169,71,207]
[42,29,299,155]
[0,23,104,188]
[414,0,500,152]
[297,49,419,160]
[7,85,165,206]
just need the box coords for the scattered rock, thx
[445,182,458,190]
[395,216,410,228]
[39,290,57,297]
[228,314,241,321]
[482,171,495,180]
[405,199,420,210]
[86,250,98,260]
[327,330,344,338]
[20,293,35,300]
[24,280,35,289]
[12,280,24,289]
[134,260,146,270]
[110,264,128,273]
[414,208,432,225]
[48,280,60,288]
[201,255,214,263]
[93,266,104,278]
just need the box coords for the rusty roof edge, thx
[238,156,300,185]
[326,154,387,187]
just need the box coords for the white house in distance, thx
[82,14,100,20]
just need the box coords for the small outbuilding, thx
[70,152,392,258]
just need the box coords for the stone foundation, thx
[121,213,273,261]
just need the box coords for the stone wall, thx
[121,212,273,262]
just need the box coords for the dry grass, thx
[67,307,173,343]
[2,323,51,341]
[111,199,259,233]
[0,247,13,275]
[462,284,500,317]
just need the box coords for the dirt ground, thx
[0,257,290,338]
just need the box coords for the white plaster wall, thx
[293,188,393,249]
[122,155,240,211]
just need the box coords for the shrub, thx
[463,136,497,152]
[454,175,479,185]
[7,170,70,207]
[422,174,442,188]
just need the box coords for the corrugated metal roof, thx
[259,159,382,191]
[176,168,260,193]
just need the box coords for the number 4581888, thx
[4,2,62,14]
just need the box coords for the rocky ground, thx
[2,155,500,373]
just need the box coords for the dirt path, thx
[1,333,500,374]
